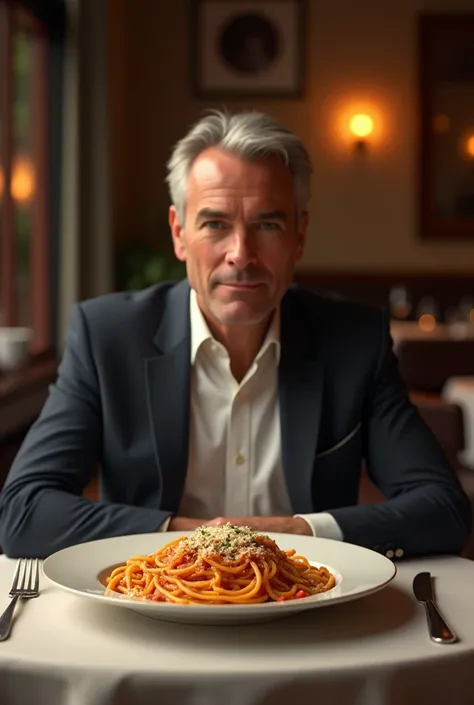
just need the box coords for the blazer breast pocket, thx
[316,422,362,459]
[313,422,364,508]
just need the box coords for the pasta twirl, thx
[105,524,336,605]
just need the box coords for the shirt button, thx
[235,453,245,466]
[385,549,395,559]
[395,548,404,558]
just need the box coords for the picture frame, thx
[191,0,307,98]
[418,14,474,240]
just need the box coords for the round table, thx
[0,554,473,705]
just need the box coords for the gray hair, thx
[166,110,312,223]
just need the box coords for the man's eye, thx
[258,222,281,231]
[203,221,225,230]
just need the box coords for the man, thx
[0,111,471,558]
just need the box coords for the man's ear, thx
[169,206,186,262]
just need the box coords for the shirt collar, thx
[189,289,281,365]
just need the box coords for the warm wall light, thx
[349,113,374,154]
[11,157,35,202]
[466,135,474,159]
[0,156,36,203]
[349,113,374,138]
[331,95,387,155]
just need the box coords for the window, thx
[0,0,63,355]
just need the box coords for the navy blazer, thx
[0,281,471,558]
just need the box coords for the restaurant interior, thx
[1,0,474,561]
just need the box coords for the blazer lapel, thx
[279,291,324,514]
[145,280,191,512]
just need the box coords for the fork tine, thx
[10,559,23,593]
[32,559,39,593]
[17,559,27,592]
[26,559,34,591]
[9,558,40,596]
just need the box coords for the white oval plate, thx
[42,532,396,625]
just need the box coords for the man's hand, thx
[207,516,313,535]
[167,517,210,532]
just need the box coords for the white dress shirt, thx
[162,289,343,540]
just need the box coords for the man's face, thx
[169,148,307,329]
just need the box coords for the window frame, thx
[0,0,63,355]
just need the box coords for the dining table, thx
[0,552,473,705]
[390,320,451,344]
[389,320,474,346]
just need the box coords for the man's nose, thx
[224,229,258,270]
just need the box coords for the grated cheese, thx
[180,523,274,561]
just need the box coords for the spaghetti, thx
[105,524,336,604]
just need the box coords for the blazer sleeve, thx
[0,304,170,558]
[327,312,472,557]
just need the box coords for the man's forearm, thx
[327,483,472,557]
[0,487,168,559]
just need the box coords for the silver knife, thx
[413,572,457,644]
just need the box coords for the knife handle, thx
[424,600,457,643]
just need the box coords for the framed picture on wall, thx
[418,14,474,240]
[191,0,307,98]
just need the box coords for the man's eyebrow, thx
[194,208,289,224]
[195,208,230,222]
[251,210,288,221]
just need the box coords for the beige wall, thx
[108,0,474,271]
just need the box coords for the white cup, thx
[0,327,33,371]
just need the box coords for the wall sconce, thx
[349,113,374,154]
[466,135,474,159]
[0,156,36,203]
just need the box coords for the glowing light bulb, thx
[349,114,374,139]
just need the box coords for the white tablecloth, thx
[443,376,474,470]
[0,555,474,705]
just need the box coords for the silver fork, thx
[0,558,40,641]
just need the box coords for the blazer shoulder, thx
[68,281,189,357]
[77,281,180,328]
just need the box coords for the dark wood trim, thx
[1,0,53,349]
[32,30,51,352]
[47,20,65,348]
[420,221,474,241]
[293,268,474,320]
[0,350,56,397]
[11,0,65,37]
[11,1,45,35]
[0,352,57,437]
[294,268,474,285]
[0,1,16,325]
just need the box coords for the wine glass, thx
[389,285,412,320]
[415,296,439,333]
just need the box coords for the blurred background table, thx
[443,377,474,471]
